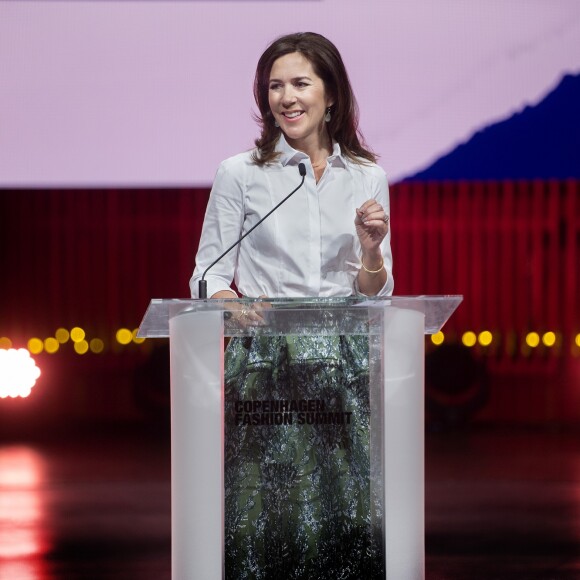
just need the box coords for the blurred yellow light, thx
[44,337,60,354]
[27,338,44,355]
[0,337,12,350]
[526,332,540,348]
[55,328,70,344]
[542,332,556,347]
[431,331,444,346]
[462,331,477,348]
[74,340,89,355]
[90,338,105,354]
[116,328,132,345]
[575,334,580,348]
[478,331,493,346]
[132,329,145,345]
[70,327,85,343]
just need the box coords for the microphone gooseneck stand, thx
[198,162,307,299]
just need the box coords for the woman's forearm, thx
[211,290,238,299]
[356,248,387,296]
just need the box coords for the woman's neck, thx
[286,131,332,166]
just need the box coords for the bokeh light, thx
[70,327,85,343]
[542,332,556,347]
[43,338,59,354]
[574,334,580,348]
[0,337,13,349]
[478,331,493,347]
[525,332,540,348]
[89,338,105,354]
[0,349,41,398]
[462,331,477,348]
[73,340,89,355]
[116,328,132,345]
[27,338,43,355]
[431,331,444,345]
[132,329,145,345]
[55,328,70,344]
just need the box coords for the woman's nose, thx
[281,87,297,106]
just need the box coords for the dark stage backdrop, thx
[0,180,578,425]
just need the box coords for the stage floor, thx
[0,425,578,579]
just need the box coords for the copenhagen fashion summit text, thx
[233,398,353,426]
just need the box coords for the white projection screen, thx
[1,0,579,187]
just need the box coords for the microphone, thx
[198,162,307,299]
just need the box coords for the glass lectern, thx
[138,296,462,580]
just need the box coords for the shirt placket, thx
[307,175,322,294]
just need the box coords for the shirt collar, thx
[275,134,346,168]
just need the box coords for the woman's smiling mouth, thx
[282,111,304,120]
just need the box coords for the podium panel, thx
[139,296,462,579]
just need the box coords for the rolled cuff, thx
[189,272,238,299]
[353,268,394,297]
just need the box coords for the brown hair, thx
[252,32,377,165]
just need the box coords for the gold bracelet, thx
[361,256,384,274]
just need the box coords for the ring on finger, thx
[383,215,390,224]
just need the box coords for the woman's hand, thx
[211,291,269,327]
[231,302,266,327]
[355,199,389,255]
[354,199,389,295]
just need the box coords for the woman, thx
[190,32,392,303]
[191,32,391,579]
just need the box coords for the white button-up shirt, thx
[190,136,393,298]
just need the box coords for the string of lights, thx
[1,328,578,400]
[1,329,579,357]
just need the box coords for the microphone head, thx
[298,162,306,177]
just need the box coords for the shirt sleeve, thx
[189,161,245,298]
[353,165,394,297]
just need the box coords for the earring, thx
[325,107,331,123]
[274,120,279,128]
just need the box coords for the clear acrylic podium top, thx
[138,295,462,338]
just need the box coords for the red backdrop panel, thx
[1,180,578,423]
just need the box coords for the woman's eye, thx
[269,83,281,90]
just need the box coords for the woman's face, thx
[268,52,333,153]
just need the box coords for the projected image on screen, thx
[0,1,578,186]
